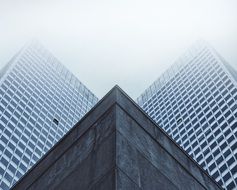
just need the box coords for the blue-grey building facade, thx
[11,86,222,190]
[0,41,98,190]
[137,41,237,189]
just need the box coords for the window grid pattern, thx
[137,42,237,190]
[0,42,98,190]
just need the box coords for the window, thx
[223,149,231,159]
[222,172,231,182]
[209,162,216,171]
[227,116,234,124]
[227,157,235,167]
[227,182,235,190]
[220,142,228,150]
[224,129,231,137]
[230,165,237,175]
[177,118,182,125]
[212,171,219,179]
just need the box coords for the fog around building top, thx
[0,0,236,98]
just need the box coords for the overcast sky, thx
[0,0,237,99]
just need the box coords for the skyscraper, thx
[0,41,98,190]
[11,86,222,190]
[137,41,237,189]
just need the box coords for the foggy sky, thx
[0,0,237,99]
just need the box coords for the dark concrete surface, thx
[11,86,222,190]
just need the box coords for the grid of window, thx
[0,42,98,190]
[137,41,237,190]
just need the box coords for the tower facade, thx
[0,42,98,189]
[11,86,222,190]
[137,41,237,189]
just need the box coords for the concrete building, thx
[0,41,98,189]
[137,41,237,189]
[12,86,222,190]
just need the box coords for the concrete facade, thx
[12,86,222,190]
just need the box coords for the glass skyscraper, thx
[137,41,237,189]
[0,41,98,190]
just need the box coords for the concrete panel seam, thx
[16,105,117,190]
[115,88,221,188]
[115,104,215,190]
[87,166,116,190]
[116,130,183,190]
[115,166,142,190]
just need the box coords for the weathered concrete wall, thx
[116,106,207,190]
[12,86,222,190]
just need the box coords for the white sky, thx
[0,0,237,99]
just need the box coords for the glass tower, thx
[137,41,237,190]
[0,41,98,190]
